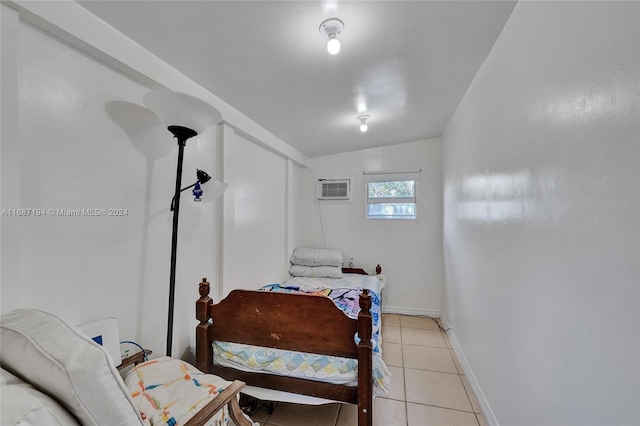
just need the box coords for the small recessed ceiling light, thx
[357,115,370,132]
[319,18,344,55]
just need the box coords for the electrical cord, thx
[318,202,327,249]
[120,340,148,362]
[426,316,452,333]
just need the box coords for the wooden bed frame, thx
[195,265,382,426]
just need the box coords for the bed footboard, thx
[195,277,374,426]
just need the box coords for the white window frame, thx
[364,170,420,221]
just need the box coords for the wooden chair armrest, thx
[184,380,251,426]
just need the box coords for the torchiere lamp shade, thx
[143,90,222,134]
[205,179,230,200]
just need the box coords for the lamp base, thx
[167,125,197,143]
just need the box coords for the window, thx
[366,179,416,220]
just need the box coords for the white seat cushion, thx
[0,308,143,426]
[1,368,81,426]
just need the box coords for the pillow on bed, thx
[289,264,343,278]
[0,308,143,426]
[289,247,343,267]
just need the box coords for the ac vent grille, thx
[317,179,350,200]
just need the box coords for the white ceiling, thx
[79,1,517,158]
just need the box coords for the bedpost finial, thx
[199,278,211,298]
[376,264,382,275]
[359,288,372,311]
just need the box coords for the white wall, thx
[0,2,305,362]
[220,125,290,296]
[442,2,639,425]
[295,139,444,315]
[0,11,222,359]
[1,4,21,314]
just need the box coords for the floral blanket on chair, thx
[124,357,247,426]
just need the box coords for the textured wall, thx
[442,2,639,424]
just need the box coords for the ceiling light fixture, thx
[357,115,369,132]
[319,18,344,55]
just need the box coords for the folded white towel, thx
[289,265,343,278]
[289,247,343,267]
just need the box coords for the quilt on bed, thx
[212,276,391,395]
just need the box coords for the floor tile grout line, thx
[402,355,409,426]
[402,365,461,376]
[404,399,478,415]
[459,373,483,416]
[402,342,451,349]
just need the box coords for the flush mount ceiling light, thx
[357,115,370,132]
[319,18,344,55]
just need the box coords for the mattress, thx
[212,274,391,395]
[283,273,386,294]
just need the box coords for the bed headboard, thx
[342,264,382,275]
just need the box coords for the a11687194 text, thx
[1,208,129,217]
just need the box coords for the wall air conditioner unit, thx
[317,179,350,200]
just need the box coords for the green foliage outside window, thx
[367,180,416,220]
[368,181,415,198]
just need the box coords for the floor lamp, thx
[143,90,226,357]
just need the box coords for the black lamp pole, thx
[166,125,197,357]
[142,89,222,358]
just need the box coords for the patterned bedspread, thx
[212,282,391,395]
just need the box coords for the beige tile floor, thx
[247,314,487,426]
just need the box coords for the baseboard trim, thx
[439,312,499,426]
[381,305,441,317]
